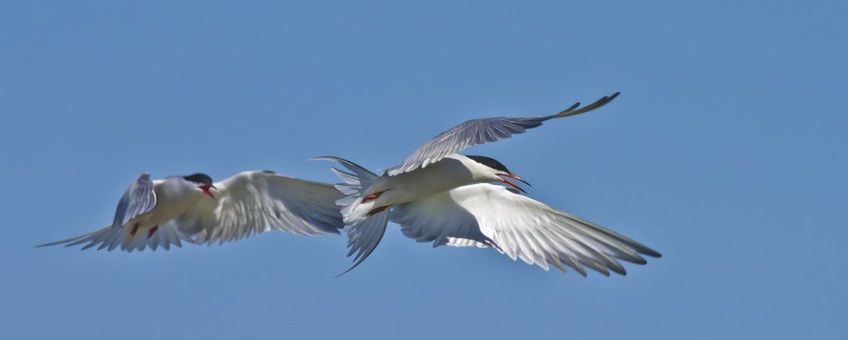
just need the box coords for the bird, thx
[317,91,661,276]
[38,170,345,252]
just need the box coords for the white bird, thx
[319,92,661,276]
[38,170,344,252]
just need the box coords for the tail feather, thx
[313,156,379,196]
[314,156,391,275]
[329,168,361,196]
[336,210,390,277]
[36,225,118,250]
[313,156,381,224]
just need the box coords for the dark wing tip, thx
[552,91,621,119]
[630,256,649,265]
[643,248,662,258]
[35,236,83,249]
[335,253,371,278]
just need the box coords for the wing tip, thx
[642,248,662,258]
[554,90,622,118]
[310,156,347,163]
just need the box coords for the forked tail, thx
[312,156,391,276]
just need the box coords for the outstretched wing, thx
[173,171,345,245]
[37,173,192,252]
[36,223,193,252]
[112,173,157,227]
[389,183,660,276]
[385,92,620,176]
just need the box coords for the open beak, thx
[499,173,529,194]
[506,173,531,187]
[202,184,217,198]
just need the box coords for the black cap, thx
[183,173,213,185]
[466,155,510,173]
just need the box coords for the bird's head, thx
[466,155,531,193]
[183,173,217,198]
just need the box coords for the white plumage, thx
[39,171,344,252]
[392,183,660,276]
[320,91,660,276]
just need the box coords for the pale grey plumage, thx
[175,171,344,245]
[113,173,158,227]
[317,92,660,276]
[36,223,191,252]
[390,183,660,276]
[386,92,620,176]
[391,192,496,248]
[36,173,190,252]
[312,156,388,275]
[339,210,389,277]
[39,171,345,252]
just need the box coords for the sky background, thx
[1,1,846,339]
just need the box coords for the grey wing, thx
[112,173,157,227]
[390,190,496,249]
[390,183,660,276]
[36,223,193,252]
[173,171,345,245]
[37,173,194,252]
[386,92,620,176]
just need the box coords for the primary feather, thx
[386,92,620,175]
[390,183,660,276]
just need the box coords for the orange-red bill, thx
[200,184,216,198]
[506,173,531,187]
[500,178,527,193]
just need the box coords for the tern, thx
[318,92,661,276]
[38,171,344,252]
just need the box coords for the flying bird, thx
[318,91,661,276]
[38,171,344,252]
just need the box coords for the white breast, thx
[138,179,203,228]
[374,154,486,207]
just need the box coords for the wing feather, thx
[36,173,192,252]
[112,173,158,227]
[386,92,620,175]
[172,171,345,245]
[389,183,659,276]
[36,223,190,252]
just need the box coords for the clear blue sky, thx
[2,1,846,339]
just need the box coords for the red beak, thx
[505,173,531,187]
[499,177,527,194]
[201,184,216,198]
[500,178,526,193]
[498,173,531,193]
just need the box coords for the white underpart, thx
[390,183,660,276]
[40,171,344,252]
[337,154,500,225]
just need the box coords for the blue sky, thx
[1,1,846,339]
